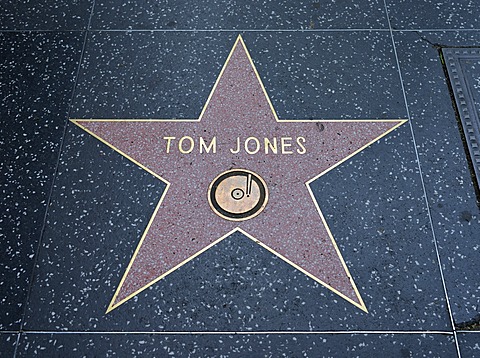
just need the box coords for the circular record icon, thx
[208,169,268,221]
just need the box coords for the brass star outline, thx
[72,35,406,313]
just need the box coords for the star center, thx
[208,169,269,221]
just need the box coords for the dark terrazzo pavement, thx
[393,31,480,327]
[1,0,480,357]
[0,334,18,357]
[0,32,84,331]
[458,333,480,357]
[90,0,389,30]
[15,333,456,357]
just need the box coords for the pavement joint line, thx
[13,2,97,357]
[0,29,86,33]
[87,28,391,32]
[11,331,456,335]
[13,333,21,354]
[74,28,480,32]
[383,1,462,356]
[392,29,480,32]
[0,29,390,33]
[1,28,480,33]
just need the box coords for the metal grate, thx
[443,48,480,191]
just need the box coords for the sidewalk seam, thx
[382,1,461,357]
[13,1,97,357]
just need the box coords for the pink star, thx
[73,36,405,313]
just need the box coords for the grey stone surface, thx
[0,333,17,358]
[393,31,480,326]
[71,31,407,120]
[22,122,165,331]
[0,32,84,330]
[91,0,388,30]
[23,217,450,331]
[311,123,451,330]
[71,32,232,120]
[386,0,480,30]
[16,332,456,357]
[458,333,480,358]
[0,0,93,30]
[245,32,407,120]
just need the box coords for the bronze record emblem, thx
[208,169,268,221]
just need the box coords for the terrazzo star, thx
[72,35,405,313]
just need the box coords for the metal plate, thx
[443,48,480,191]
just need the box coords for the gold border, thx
[71,35,407,314]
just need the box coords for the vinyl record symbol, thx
[208,169,268,221]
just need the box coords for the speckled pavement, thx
[1,1,479,357]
